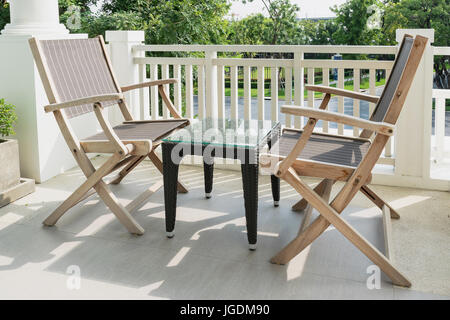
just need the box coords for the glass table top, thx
[163,118,280,149]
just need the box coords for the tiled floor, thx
[0,156,449,299]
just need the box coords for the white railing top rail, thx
[133,44,398,55]
[433,46,450,55]
[432,89,450,98]
[134,56,395,69]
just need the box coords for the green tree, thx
[74,11,145,38]
[331,0,379,45]
[241,0,300,45]
[228,14,269,45]
[298,19,339,45]
[382,0,449,46]
[58,0,98,14]
[100,0,231,45]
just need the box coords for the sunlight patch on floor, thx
[0,255,14,266]
[76,214,115,237]
[0,212,24,231]
[286,246,312,281]
[387,195,431,210]
[148,207,229,223]
[190,217,246,240]
[167,247,191,267]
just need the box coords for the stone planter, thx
[0,139,34,208]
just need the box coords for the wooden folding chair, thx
[29,36,189,235]
[260,35,428,287]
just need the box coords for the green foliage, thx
[98,0,231,45]
[73,11,145,37]
[298,19,339,45]
[242,0,300,45]
[331,0,379,45]
[228,14,269,45]
[382,0,450,46]
[0,1,10,32]
[58,0,97,14]
[0,98,17,138]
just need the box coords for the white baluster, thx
[198,65,205,119]
[244,65,252,120]
[162,64,169,119]
[369,68,376,117]
[217,65,225,119]
[138,64,150,120]
[230,65,238,120]
[150,64,159,119]
[294,51,304,128]
[205,51,218,118]
[353,68,360,137]
[307,67,315,109]
[337,68,344,135]
[173,64,182,116]
[322,68,330,133]
[257,66,265,121]
[285,67,292,127]
[271,67,279,122]
[185,64,194,119]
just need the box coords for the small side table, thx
[161,118,281,250]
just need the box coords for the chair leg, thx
[298,204,314,234]
[148,150,188,193]
[43,153,123,227]
[125,179,164,214]
[94,180,144,235]
[292,178,330,212]
[360,185,400,219]
[44,153,145,235]
[110,156,146,185]
[272,168,411,287]
[298,179,333,234]
[44,181,97,226]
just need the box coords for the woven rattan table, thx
[161,118,281,250]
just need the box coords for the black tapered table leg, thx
[241,162,258,250]
[162,143,180,238]
[203,155,214,199]
[271,175,280,207]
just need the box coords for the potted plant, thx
[0,98,34,208]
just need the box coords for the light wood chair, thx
[29,36,189,235]
[260,35,428,287]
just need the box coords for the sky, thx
[229,0,348,19]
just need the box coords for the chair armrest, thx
[281,105,394,136]
[44,94,124,113]
[121,79,177,92]
[305,85,379,104]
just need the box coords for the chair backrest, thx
[29,36,121,119]
[370,35,415,124]
[332,34,428,212]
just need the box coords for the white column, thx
[0,0,89,183]
[105,31,145,125]
[1,0,69,35]
[394,29,434,180]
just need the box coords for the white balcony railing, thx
[102,29,449,190]
[132,44,397,165]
